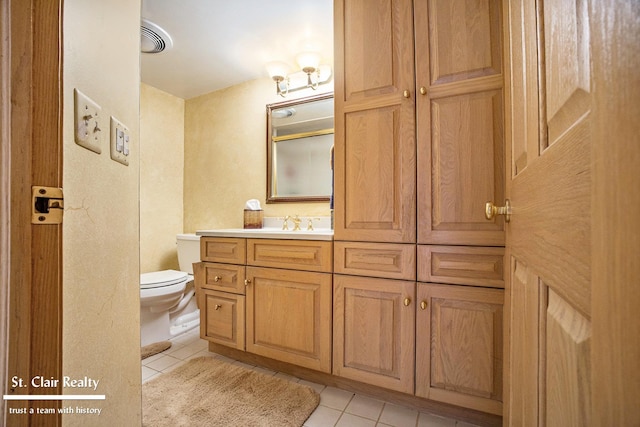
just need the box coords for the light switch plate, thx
[74,89,103,154]
[110,116,129,166]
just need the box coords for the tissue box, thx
[243,209,263,229]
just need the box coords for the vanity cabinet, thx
[334,0,506,417]
[195,236,333,373]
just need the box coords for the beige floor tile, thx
[378,403,419,426]
[418,412,456,427]
[336,412,377,427]
[144,354,181,371]
[320,386,354,411]
[345,394,384,421]
[304,405,342,427]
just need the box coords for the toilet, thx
[140,233,201,347]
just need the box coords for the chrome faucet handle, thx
[282,215,290,230]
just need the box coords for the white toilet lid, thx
[140,269,189,289]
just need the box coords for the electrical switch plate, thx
[74,89,103,154]
[110,116,129,166]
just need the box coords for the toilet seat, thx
[141,269,189,289]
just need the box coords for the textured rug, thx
[141,341,172,360]
[142,356,320,427]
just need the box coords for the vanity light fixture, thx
[296,51,321,90]
[266,53,332,97]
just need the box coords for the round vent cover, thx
[141,19,173,54]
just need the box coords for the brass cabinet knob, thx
[419,86,427,95]
[214,275,221,282]
[485,199,511,223]
[244,279,252,286]
[404,297,411,307]
[420,301,428,310]
[214,304,221,310]
[403,90,410,98]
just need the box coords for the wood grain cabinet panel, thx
[246,267,332,373]
[333,274,415,393]
[334,241,415,280]
[416,0,505,247]
[416,283,503,415]
[201,237,246,264]
[334,0,416,244]
[417,245,504,288]
[247,239,332,272]
[195,261,246,294]
[199,288,245,351]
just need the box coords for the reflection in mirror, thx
[267,93,334,203]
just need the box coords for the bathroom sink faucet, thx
[307,218,319,231]
[291,215,302,231]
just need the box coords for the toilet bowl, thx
[141,270,189,312]
[140,234,201,347]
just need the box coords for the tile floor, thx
[142,329,479,427]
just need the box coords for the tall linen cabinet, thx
[333,0,506,416]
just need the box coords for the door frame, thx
[1,0,64,424]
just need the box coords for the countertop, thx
[196,228,334,241]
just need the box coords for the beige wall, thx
[63,0,141,425]
[184,78,333,232]
[140,84,185,273]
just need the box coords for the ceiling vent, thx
[141,19,173,54]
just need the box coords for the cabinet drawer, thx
[334,241,415,280]
[201,237,246,264]
[196,262,246,295]
[247,239,332,272]
[417,245,504,288]
[199,289,245,351]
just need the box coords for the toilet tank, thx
[176,234,201,274]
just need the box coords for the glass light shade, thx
[296,52,321,72]
[266,61,290,80]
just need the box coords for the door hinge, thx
[32,186,64,224]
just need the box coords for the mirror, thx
[267,93,334,203]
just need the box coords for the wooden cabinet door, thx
[416,0,505,246]
[333,0,416,243]
[199,288,245,350]
[333,274,415,393]
[245,267,332,373]
[416,283,503,416]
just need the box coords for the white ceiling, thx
[140,0,334,100]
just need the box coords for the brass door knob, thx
[419,86,427,95]
[404,297,411,306]
[403,90,410,98]
[485,199,511,223]
[214,304,221,310]
[244,279,252,286]
[214,275,221,282]
[420,301,428,310]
